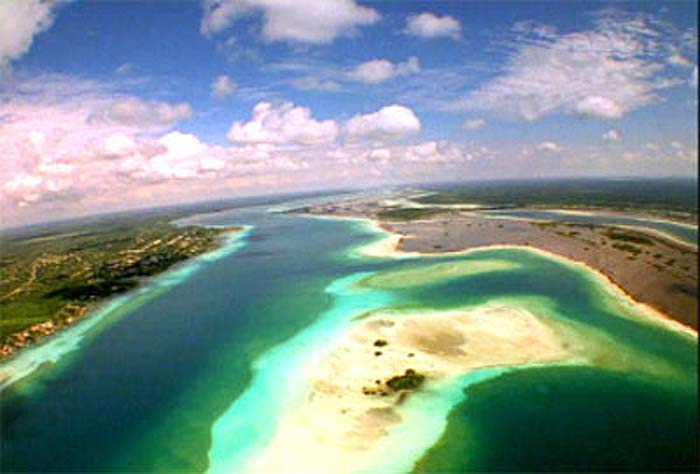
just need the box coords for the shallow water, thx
[482,209,698,246]
[1,202,697,473]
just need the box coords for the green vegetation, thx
[376,207,446,221]
[555,230,581,238]
[612,243,642,254]
[373,339,388,347]
[386,369,425,391]
[533,221,558,229]
[0,217,237,356]
[605,230,655,245]
[415,178,697,216]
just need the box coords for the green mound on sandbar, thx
[357,259,519,289]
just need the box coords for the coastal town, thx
[0,221,240,357]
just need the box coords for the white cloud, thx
[344,105,421,141]
[350,57,420,84]
[537,141,564,152]
[463,119,486,131]
[404,12,461,39]
[0,0,67,66]
[89,98,193,129]
[200,0,380,44]
[227,101,338,145]
[668,53,692,68]
[459,15,675,120]
[130,132,225,181]
[102,132,137,157]
[211,75,236,98]
[692,67,698,88]
[602,129,620,141]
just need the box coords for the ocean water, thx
[1,202,697,472]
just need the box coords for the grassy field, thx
[0,215,236,356]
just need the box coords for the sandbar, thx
[243,304,585,474]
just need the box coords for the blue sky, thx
[0,0,697,225]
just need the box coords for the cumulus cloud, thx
[0,76,215,215]
[537,141,564,152]
[0,79,495,226]
[0,0,68,66]
[129,132,225,181]
[211,75,236,98]
[227,101,339,145]
[350,57,420,84]
[89,97,193,129]
[404,12,461,39]
[344,105,421,141]
[463,119,486,131]
[102,132,137,157]
[200,0,380,44]
[602,129,620,141]
[459,14,678,120]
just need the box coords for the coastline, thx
[218,213,695,473]
[315,213,697,338]
[242,303,587,474]
[0,225,252,389]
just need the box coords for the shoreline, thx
[0,225,252,389]
[233,299,590,474]
[310,213,697,338]
[211,211,696,473]
[1,225,245,359]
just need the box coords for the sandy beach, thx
[347,219,696,339]
[242,208,698,473]
[244,304,586,474]
[303,201,698,331]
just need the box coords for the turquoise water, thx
[481,209,698,246]
[1,202,697,472]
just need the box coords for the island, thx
[0,216,241,358]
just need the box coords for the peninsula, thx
[298,190,698,330]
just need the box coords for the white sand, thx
[243,305,582,474]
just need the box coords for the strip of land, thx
[299,194,698,330]
[0,220,241,358]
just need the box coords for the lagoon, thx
[1,200,697,472]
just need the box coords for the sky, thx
[0,0,697,227]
